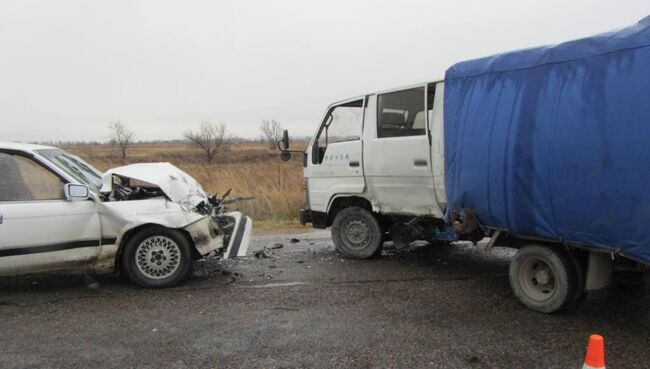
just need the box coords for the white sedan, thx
[0,142,252,288]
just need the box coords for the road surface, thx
[1,230,649,369]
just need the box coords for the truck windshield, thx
[37,149,103,191]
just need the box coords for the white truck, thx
[278,17,650,313]
[279,80,622,314]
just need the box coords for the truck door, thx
[305,98,366,212]
[363,85,443,217]
[0,151,101,275]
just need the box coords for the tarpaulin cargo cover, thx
[444,16,650,263]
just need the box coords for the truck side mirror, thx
[281,130,290,150]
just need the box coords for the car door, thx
[0,151,102,276]
[305,98,366,212]
[363,85,442,217]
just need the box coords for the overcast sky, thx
[1,0,648,142]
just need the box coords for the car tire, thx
[122,226,193,288]
[331,207,383,259]
[509,244,579,313]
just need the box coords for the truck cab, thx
[296,81,447,258]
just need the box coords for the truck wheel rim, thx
[343,218,371,250]
[518,257,556,302]
[135,236,181,279]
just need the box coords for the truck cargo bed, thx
[444,16,650,264]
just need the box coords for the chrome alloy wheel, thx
[135,236,182,279]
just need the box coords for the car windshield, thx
[37,149,104,190]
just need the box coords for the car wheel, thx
[509,244,579,313]
[122,226,193,288]
[331,207,383,259]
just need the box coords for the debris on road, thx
[254,248,273,258]
[290,238,300,244]
[255,243,286,258]
[83,275,100,290]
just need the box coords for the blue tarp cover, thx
[444,17,650,263]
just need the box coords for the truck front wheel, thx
[509,244,579,313]
[331,207,383,259]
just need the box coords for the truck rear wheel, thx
[331,207,383,259]
[565,250,586,307]
[509,244,579,313]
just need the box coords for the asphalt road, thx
[1,230,649,369]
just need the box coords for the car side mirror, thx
[65,183,90,201]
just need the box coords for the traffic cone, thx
[582,334,606,369]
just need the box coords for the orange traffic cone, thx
[582,334,606,369]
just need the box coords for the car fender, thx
[95,198,223,273]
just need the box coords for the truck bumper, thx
[299,209,312,225]
[300,209,328,229]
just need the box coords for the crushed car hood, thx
[100,163,209,209]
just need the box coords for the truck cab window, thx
[377,87,426,138]
[0,153,65,201]
[313,99,364,164]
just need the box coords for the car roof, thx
[0,142,57,153]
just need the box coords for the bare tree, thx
[260,119,283,150]
[184,121,230,163]
[108,121,135,164]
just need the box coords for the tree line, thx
[107,119,286,164]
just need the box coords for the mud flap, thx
[223,212,252,258]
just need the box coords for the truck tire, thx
[509,244,579,313]
[332,207,383,259]
[122,226,193,288]
[565,250,586,307]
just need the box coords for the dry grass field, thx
[60,142,308,228]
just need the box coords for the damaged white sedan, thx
[0,142,252,288]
